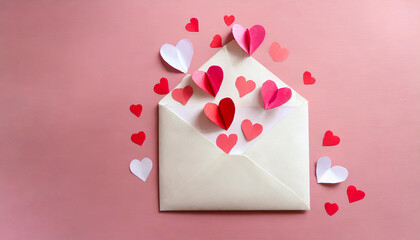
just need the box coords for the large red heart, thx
[172,86,193,105]
[261,80,292,110]
[192,65,223,97]
[185,18,199,32]
[154,78,169,95]
[210,34,222,48]
[241,119,263,141]
[204,97,235,130]
[303,71,316,85]
[235,76,256,97]
[324,202,339,216]
[323,130,340,146]
[224,15,235,26]
[130,104,142,117]
[347,185,365,203]
[216,134,237,154]
[131,131,145,146]
[269,42,289,62]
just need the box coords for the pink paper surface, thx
[1,1,420,239]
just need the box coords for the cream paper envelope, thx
[159,41,309,211]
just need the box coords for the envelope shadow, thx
[159,210,307,215]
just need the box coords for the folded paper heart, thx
[303,71,316,85]
[269,42,289,62]
[224,15,235,26]
[232,24,265,55]
[210,34,222,48]
[216,133,237,154]
[185,18,199,32]
[154,77,169,95]
[131,131,146,146]
[316,156,348,184]
[324,202,339,216]
[235,76,256,97]
[160,39,193,73]
[130,158,153,182]
[323,130,340,146]
[204,97,235,130]
[241,119,263,141]
[261,80,292,110]
[192,65,224,97]
[130,104,142,117]
[172,85,193,105]
[347,185,365,203]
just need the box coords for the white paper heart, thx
[316,156,348,184]
[160,39,193,73]
[130,158,153,182]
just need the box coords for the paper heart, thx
[224,15,235,26]
[210,34,222,48]
[204,97,235,130]
[131,131,145,146]
[185,18,199,32]
[235,76,256,97]
[323,130,340,146]
[192,65,223,97]
[347,185,365,203]
[232,24,265,55]
[241,119,263,141]
[303,71,316,85]
[153,77,169,95]
[324,202,339,216]
[261,80,292,110]
[160,39,193,73]
[130,158,152,182]
[172,85,193,105]
[216,134,238,154]
[130,104,142,117]
[316,156,348,184]
[269,42,289,62]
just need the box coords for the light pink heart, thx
[232,24,265,55]
[192,65,223,97]
[261,80,292,110]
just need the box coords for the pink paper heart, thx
[261,80,292,110]
[232,24,265,55]
[192,65,223,97]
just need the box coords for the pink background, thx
[1,0,419,239]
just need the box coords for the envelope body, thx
[159,41,310,211]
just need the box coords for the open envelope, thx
[159,41,309,211]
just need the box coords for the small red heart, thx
[216,134,238,154]
[131,131,145,146]
[154,77,169,95]
[185,18,199,32]
[347,185,365,203]
[241,119,263,141]
[204,97,235,130]
[235,76,256,97]
[323,130,340,146]
[303,71,316,85]
[130,104,142,117]
[324,202,339,216]
[210,34,223,48]
[172,86,193,105]
[224,15,235,26]
[269,42,289,62]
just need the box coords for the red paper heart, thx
[224,15,235,26]
[130,104,142,117]
[131,131,145,146]
[154,78,169,95]
[185,18,199,32]
[235,76,256,97]
[204,97,235,130]
[192,65,224,97]
[216,134,237,154]
[210,34,222,48]
[261,80,292,110]
[172,86,193,105]
[323,130,340,146]
[241,119,263,141]
[324,202,339,216]
[269,42,289,62]
[303,71,316,85]
[347,185,365,203]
